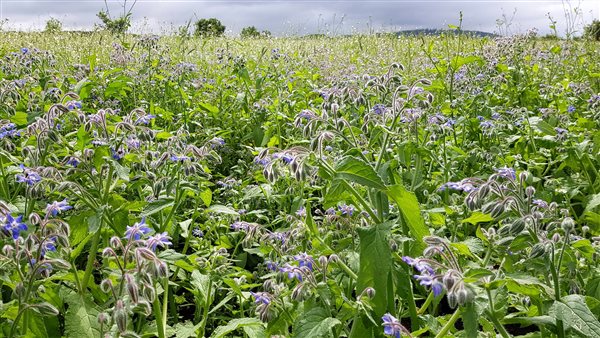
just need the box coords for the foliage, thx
[240,26,270,38]
[194,18,226,37]
[584,20,600,41]
[0,30,598,337]
[44,18,62,33]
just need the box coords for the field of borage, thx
[0,30,599,338]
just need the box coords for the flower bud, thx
[98,312,109,325]
[100,279,113,293]
[561,217,575,233]
[529,242,547,259]
[114,300,127,333]
[364,287,376,299]
[552,233,561,243]
[525,186,536,198]
[510,218,527,235]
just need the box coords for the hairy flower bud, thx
[561,217,575,233]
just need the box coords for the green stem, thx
[486,289,510,338]
[153,293,166,338]
[81,222,102,291]
[434,308,460,338]
[417,291,434,315]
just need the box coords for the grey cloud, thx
[1,0,598,36]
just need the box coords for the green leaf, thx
[356,222,394,319]
[141,198,174,217]
[462,212,494,225]
[386,184,429,253]
[462,302,478,338]
[334,156,385,190]
[549,294,600,337]
[174,321,202,338]
[586,193,600,212]
[64,292,101,337]
[198,102,219,114]
[293,306,341,338]
[210,318,264,338]
[205,204,238,215]
[10,111,28,126]
[199,188,212,207]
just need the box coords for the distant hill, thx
[395,29,498,38]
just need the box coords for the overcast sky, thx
[0,0,598,36]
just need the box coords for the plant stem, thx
[434,308,460,338]
[81,221,102,291]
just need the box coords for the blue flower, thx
[15,165,42,185]
[135,114,156,125]
[280,263,303,281]
[372,104,386,115]
[567,105,575,113]
[250,291,271,305]
[295,206,306,217]
[3,214,28,240]
[495,167,516,180]
[124,217,152,241]
[41,237,57,256]
[66,157,80,167]
[192,227,204,238]
[170,155,191,163]
[294,252,314,271]
[21,48,28,54]
[111,148,125,160]
[382,313,403,338]
[338,204,354,216]
[45,199,72,217]
[146,232,172,251]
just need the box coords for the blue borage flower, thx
[45,199,72,217]
[146,232,172,251]
[382,313,408,338]
[65,100,82,110]
[2,214,28,240]
[15,165,42,186]
[294,252,314,271]
[438,179,478,192]
[279,263,303,281]
[124,217,151,241]
[372,104,386,115]
[250,291,271,305]
[170,154,191,163]
[0,123,20,139]
[66,157,80,167]
[295,206,306,217]
[338,204,354,216]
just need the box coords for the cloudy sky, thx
[0,0,598,36]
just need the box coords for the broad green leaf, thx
[462,302,478,338]
[174,321,201,338]
[334,156,385,190]
[549,294,600,337]
[462,212,494,225]
[210,318,263,338]
[585,193,600,212]
[199,102,219,114]
[356,222,394,319]
[64,293,101,337]
[141,198,174,217]
[205,204,238,215]
[293,306,341,338]
[386,184,429,253]
[10,111,28,126]
[200,188,212,207]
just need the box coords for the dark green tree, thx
[240,26,260,38]
[584,20,600,41]
[194,18,225,37]
[44,17,63,33]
